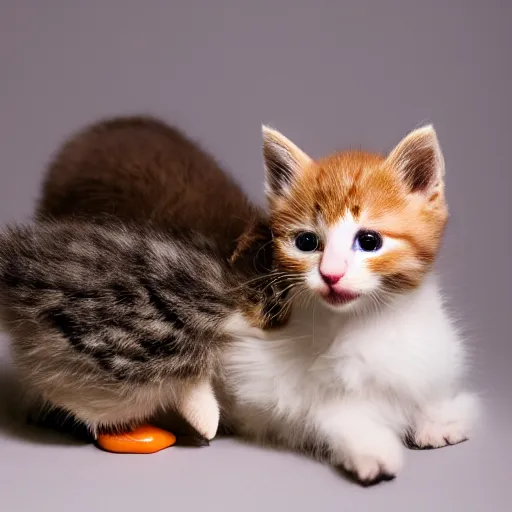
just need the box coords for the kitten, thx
[216,124,480,484]
[25,115,286,441]
[0,221,287,440]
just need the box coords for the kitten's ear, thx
[262,125,313,198]
[386,125,445,195]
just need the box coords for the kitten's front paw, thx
[179,379,219,441]
[340,430,403,485]
[409,392,479,450]
[410,420,467,449]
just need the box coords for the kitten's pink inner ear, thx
[386,125,445,194]
[262,125,313,197]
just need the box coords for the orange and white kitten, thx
[218,125,479,485]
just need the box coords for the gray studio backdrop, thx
[0,2,510,512]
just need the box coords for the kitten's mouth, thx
[320,289,361,306]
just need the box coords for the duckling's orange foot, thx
[96,425,176,454]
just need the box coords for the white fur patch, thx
[179,379,220,441]
[223,312,267,339]
[218,273,479,481]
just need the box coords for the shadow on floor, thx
[0,363,367,485]
[0,364,88,446]
[0,362,215,448]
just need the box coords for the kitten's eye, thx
[354,230,383,252]
[294,232,319,252]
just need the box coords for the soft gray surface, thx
[0,1,510,511]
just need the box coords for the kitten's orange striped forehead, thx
[273,148,446,231]
[292,151,408,226]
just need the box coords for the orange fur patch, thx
[274,243,311,274]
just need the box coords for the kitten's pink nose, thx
[321,273,344,286]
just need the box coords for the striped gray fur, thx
[0,221,289,436]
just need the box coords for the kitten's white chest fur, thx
[218,274,478,483]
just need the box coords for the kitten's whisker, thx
[276,281,302,297]
[271,334,312,343]
[259,275,303,295]
[227,271,295,291]
[312,300,317,347]
[251,239,275,270]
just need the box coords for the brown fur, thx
[36,115,288,330]
[37,115,264,260]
